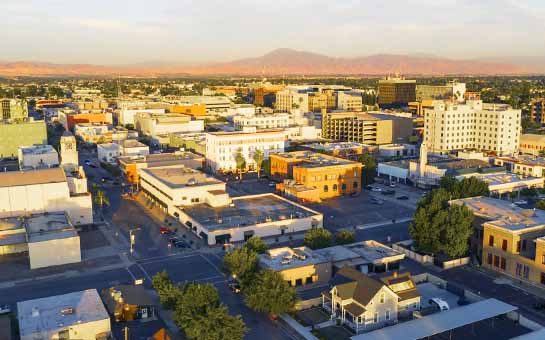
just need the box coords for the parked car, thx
[173,240,189,248]
[370,197,384,205]
[160,227,174,235]
[89,163,98,168]
[514,200,528,205]
[168,237,179,244]
[389,183,397,188]
[227,280,241,293]
[396,195,409,200]
[364,185,373,190]
[371,187,382,192]
[0,305,11,315]
[84,159,91,165]
[268,182,276,187]
[429,298,450,311]
[381,189,396,195]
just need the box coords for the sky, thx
[2,0,545,64]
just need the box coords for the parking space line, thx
[126,267,136,281]
[199,253,225,277]
[137,252,200,265]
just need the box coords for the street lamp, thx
[129,227,141,255]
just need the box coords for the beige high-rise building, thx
[322,111,413,145]
[424,100,521,156]
[337,91,363,112]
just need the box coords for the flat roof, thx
[25,212,77,243]
[458,172,544,187]
[207,128,285,136]
[0,167,66,188]
[20,144,58,155]
[354,298,517,340]
[118,151,203,165]
[120,139,147,148]
[259,247,328,271]
[521,133,545,143]
[496,155,545,167]
[182,193,321,232]
[140,167,222,189]
[271,151,359,168]
[346,240,405,264]
[450,196,545,232]
[17,289,109,336]
[304,142,374,151]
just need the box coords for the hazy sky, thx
[2,0,545,64]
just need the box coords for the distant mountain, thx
[0,48,543,76]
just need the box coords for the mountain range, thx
[1,48,545,77]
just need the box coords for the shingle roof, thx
[344,303,366,316]
[334,267,386,306]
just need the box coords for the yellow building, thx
[378,77,416,107]
[270,151,362,201]
[170,103,207,117]
[451,196,545,287]
[308,90,337,112]
[520,133,545,156]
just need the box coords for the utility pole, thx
[129,227,141,255]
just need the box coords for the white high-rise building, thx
[205,127,285,173]
[424,100,521,156]
[60,131,79,169]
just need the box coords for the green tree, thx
[439,176,489,199]
[536,200,545,210]
[173,283,221,330]
[521,187,538,197]
[252,149,265,178]
[244,270,297,316]
[152,271,183,309]
[93,190,110,209]
[223,247,259,286]
[183,305,247,340]
[235,149,246,182]
[245,236,267,254]
[335,230,356,245]
[303,228,332,250]
[359,154,376,185]
[440,204,474,257]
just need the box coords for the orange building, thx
[270,151,362,201]
[170,103,207,117]
[63,112,113,130]
[254,85,285,107]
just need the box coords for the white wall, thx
[28,236,81,269]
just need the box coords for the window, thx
[524,265,530,279]
[502,239,507,251]
[373,312,379,323]
[500,257,506,270]
[333,184,338,191]
[380,293,385,303]
[522,240,527,251]
[488,235,494,247]
[516,241,521,253]
[516,263,522,277]
[323,185,329,193]
[353,181,358,189]
[493,255,500,267]
[385,309,391,321]
[542,273,545,285]
[542,254,545,265]
[487,253,493,265]
[341,183,347,191]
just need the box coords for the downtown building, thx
[424,100,521,156]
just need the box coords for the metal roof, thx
[352,298,517,340]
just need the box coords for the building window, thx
[516,263,522,277]
[516,241,521,253]
[373,312,379,323]
[524,265,530,279]
[333,184,338,191]
[323,185,329,193]
[493,255,500,268]
[341,183,346,191]
[500,257,506,270]
[502,240,507,251]
[487,253,493,265]
[380,293,385,303]
[488,235,494,247]
[353,181,358,189]
[541,273,545,285]
[522,240,527,251]
[385,309,391,321]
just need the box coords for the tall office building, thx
[424,100,521,156]
[530,99,545,125]
[1,98,28,120]
[322,111,413,145]
[416,82,466,102]
[378,76,416,108]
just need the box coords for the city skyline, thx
[3,0,545,64]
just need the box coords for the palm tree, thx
[94,190,110,209]
[235,149,246,183]
[252,149,264,179]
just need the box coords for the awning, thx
[353,298,517,340]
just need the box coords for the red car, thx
[160,227,173,235]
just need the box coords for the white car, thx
[371,187,382,192]
[514,200,528,205]
[429,298,449,311]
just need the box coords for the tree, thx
[183,305,247,340]
[439,176,489,199]
[536,200,545,210]
[335,230,355,245]
[521,187,538,197]
[409,187,474,257]
[152,271,183,309]
[223,247,259,286]
[245,236,267,254]
[93,190,110,209]
[359,154,376,186]
[303,228,332,250]
[234,149,246,182]
[173,283,221,330]
[252,149,265,178]
[244,270,297,316]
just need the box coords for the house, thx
[322,267,420,334]
[101,285,156,322]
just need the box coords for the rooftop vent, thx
[60,307,74,316]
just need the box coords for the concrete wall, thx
[28,236,81,269]
[20,317,110,340]
[0,121,47,158]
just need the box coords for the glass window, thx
[323,185,328,193]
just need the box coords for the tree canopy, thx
[335,230,356,245]
[244,236,267,254]
[244,270,297,316]
[223,247,259,286]
[359,154,376,185]
[303,228,332,250]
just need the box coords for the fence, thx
[392,241,434,264]
[441,257,470,269]
[295,297,322,311]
